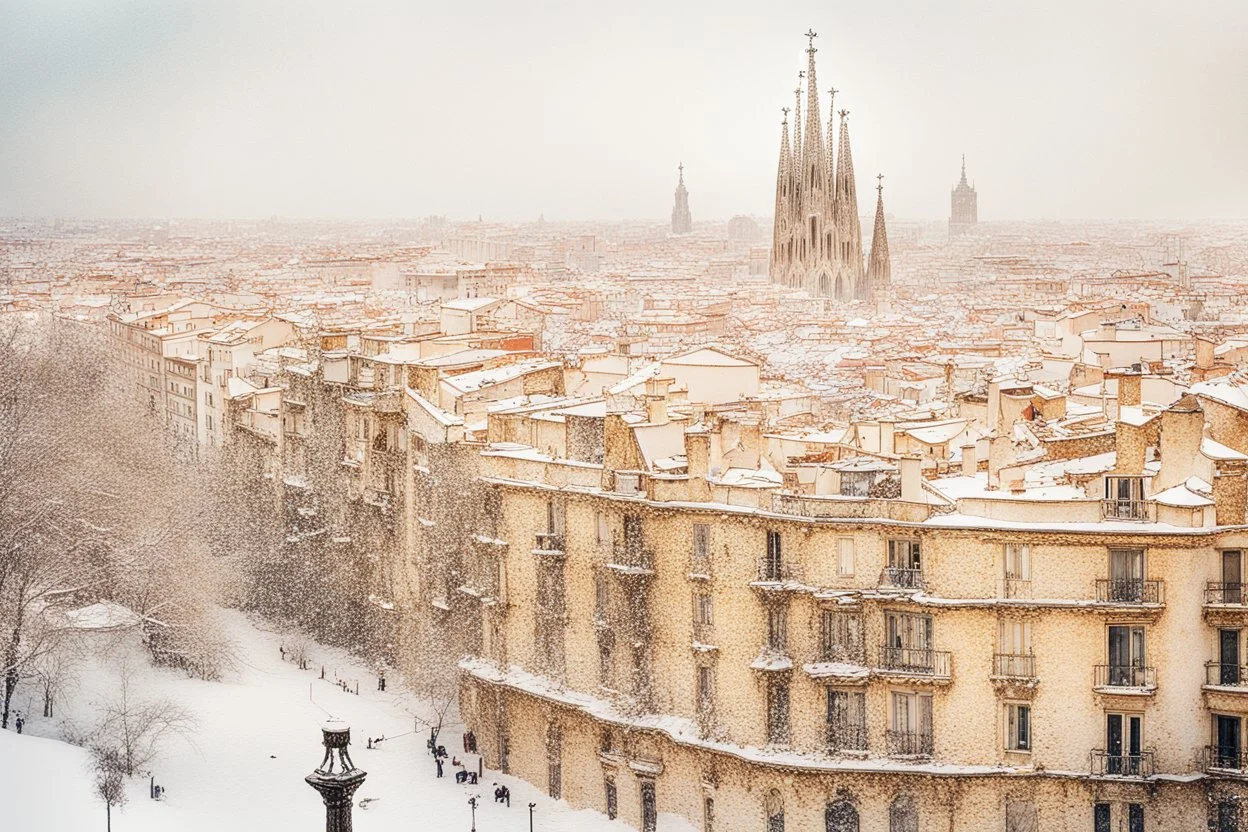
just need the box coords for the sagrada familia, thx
[770,31,890,302]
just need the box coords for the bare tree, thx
[90,663,198,777]
[91,745,128,832]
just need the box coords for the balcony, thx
[879,567,924,590]
[992,653,1037,680]
[885,730,933,757]
[1090,749,1155,777]
[826,723,869,754]
[1101,499,1154,521]
[533,532,565,555]
[607,542,654,578]
[1205,662,1248,690]
[877,647,952,679]
[1093,664,1157,693]
[1205,746,1248,775]
[1205,582,1248,607]
[1095,579,1164,605]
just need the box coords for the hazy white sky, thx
[2,0,1245,222]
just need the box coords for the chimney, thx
[1118,372,1142,408]
[1154,395,1204,491]
[987,379,1003,433]
[1115,421,1147,476]
[879,420,896,456]
[961,443,978,477]
[987,435,1011,490]
[646,395,668,426]
[900,456,923,502]
[1196,337,1215,372]
[1214,462,1248,526]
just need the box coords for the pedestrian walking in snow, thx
[14,714,24,734]
[280,645,286,661]
[378,675,386,692]
[435,757,444,778]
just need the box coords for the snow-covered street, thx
[2,609,657,832]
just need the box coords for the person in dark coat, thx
[435,757,444,778]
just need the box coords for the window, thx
[546,499,565,536]
[693,523,710,568]
[888,539,921,570]
[766,789,785,832]
[694,593,714,626]
[546,723,562,799]
[889,692,933,755]
[697,665,714,715]
[595,576,609,622]
[826,689,867,751]
[1094,803,1111,832]
[884,612,933,669]
[1003,542,1030,581]
[595,511,611,547]
[765,531,783,580]
[889,795,918,832]
[1107,547,1146,601]
[821,610,865,663]
[825,799,860,832]
[605,779,617,820]
[838,538,855,577]
[1004,703,1031,751]
[598,634,613,686]
[1105,712,1144,775]
[767,606,788,651]
[1004,799,1037,832]
[766,681,790,744]
[1128,804,1144,832]
[640,780,657,832]
[1107,625,1146,686]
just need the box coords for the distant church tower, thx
[671,163,693,235]
[867,173,891,292]
[949,155,978,235]
[768,31,885,302]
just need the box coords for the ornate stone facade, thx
[770,33,883,302]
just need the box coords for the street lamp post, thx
[529,801,537,832]
[468,795,478,832]
[305,720,367,832]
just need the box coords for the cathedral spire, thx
[671,162,692,235]
[834,109,865,297]
[770,109,793,283]
[867,173,891,294]
[960,154,968,186]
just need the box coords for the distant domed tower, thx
[949,155,978,236]
[671,163,693,235]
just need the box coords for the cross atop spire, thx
[877,172,884,194]
[678,162,684,183]
[781,106,789,122]
[960,154,967,185]
[828,87,838,110]
[839,109,849,119]
[805,28,818,50]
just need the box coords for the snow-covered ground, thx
[4,609,690,831]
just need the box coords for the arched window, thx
[890,795,918,832]
[765,789,785,832]
[826,798,860,832]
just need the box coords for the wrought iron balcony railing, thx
[992,652,1036,679]
[1094,664,1157,689]
[885,729,933,757]
[1206,662,1248,688]
[878,646,952,677]
[1206,582,1248,606]
[826,723,869,753]
[880,567,924,590]
[1101,499,1153,521]
[534,532,565,552]
[1095,578,1164,604]
[1090,749,1155,777]
[1206,745,1248,773]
